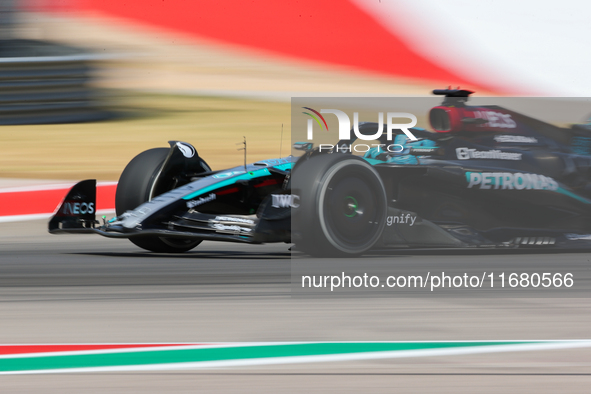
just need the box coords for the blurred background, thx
[2,0,590,183]
[1,3,591,390]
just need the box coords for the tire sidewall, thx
[116,147,203,253]
[116,148,169,216]
[293,154,387,256]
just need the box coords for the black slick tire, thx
[115,148,202,253]
[292,154,387,257]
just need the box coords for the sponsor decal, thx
[304,107,418,141]
[135,207,152,215]
[176,142,196,158]
[456,147,522,161]
[511,236,555,245]
[259,158,291,166]
[466,172,558,190]
[494,135,538,143]
[409,147,438,154]
[212,171,246,179]
[565,233,591,241]
[271,194,300,208]
[186,193,216,208]
[213,216,254,225]
[386,214,416,226]
[473,110,516,128]
[62,202,94,215]
[211,223,252,234]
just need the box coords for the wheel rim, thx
[321,165,385,251]
[343,195,360,218]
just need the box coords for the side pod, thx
[48,179,97,233]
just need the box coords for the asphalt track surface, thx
[2,220,591,392]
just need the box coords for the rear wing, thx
[48,180,97,233]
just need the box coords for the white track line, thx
[0,342,312,359]
[0,182,117,194]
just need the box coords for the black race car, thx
[49,89,591,256]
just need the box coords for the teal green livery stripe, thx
[363,158,384,165]
[273,163,293,171]
[556,187,591,204]
[0,342,531,372]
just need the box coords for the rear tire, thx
[115,148,202,253]
[292,154,387,257]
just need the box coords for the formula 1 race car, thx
[49,89,591,256]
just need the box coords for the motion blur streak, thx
[353,0,591,95]
[57,0,484,90]
[1,221,591,390]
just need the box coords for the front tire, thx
[292,154,387,257]
[115,148,203,253]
